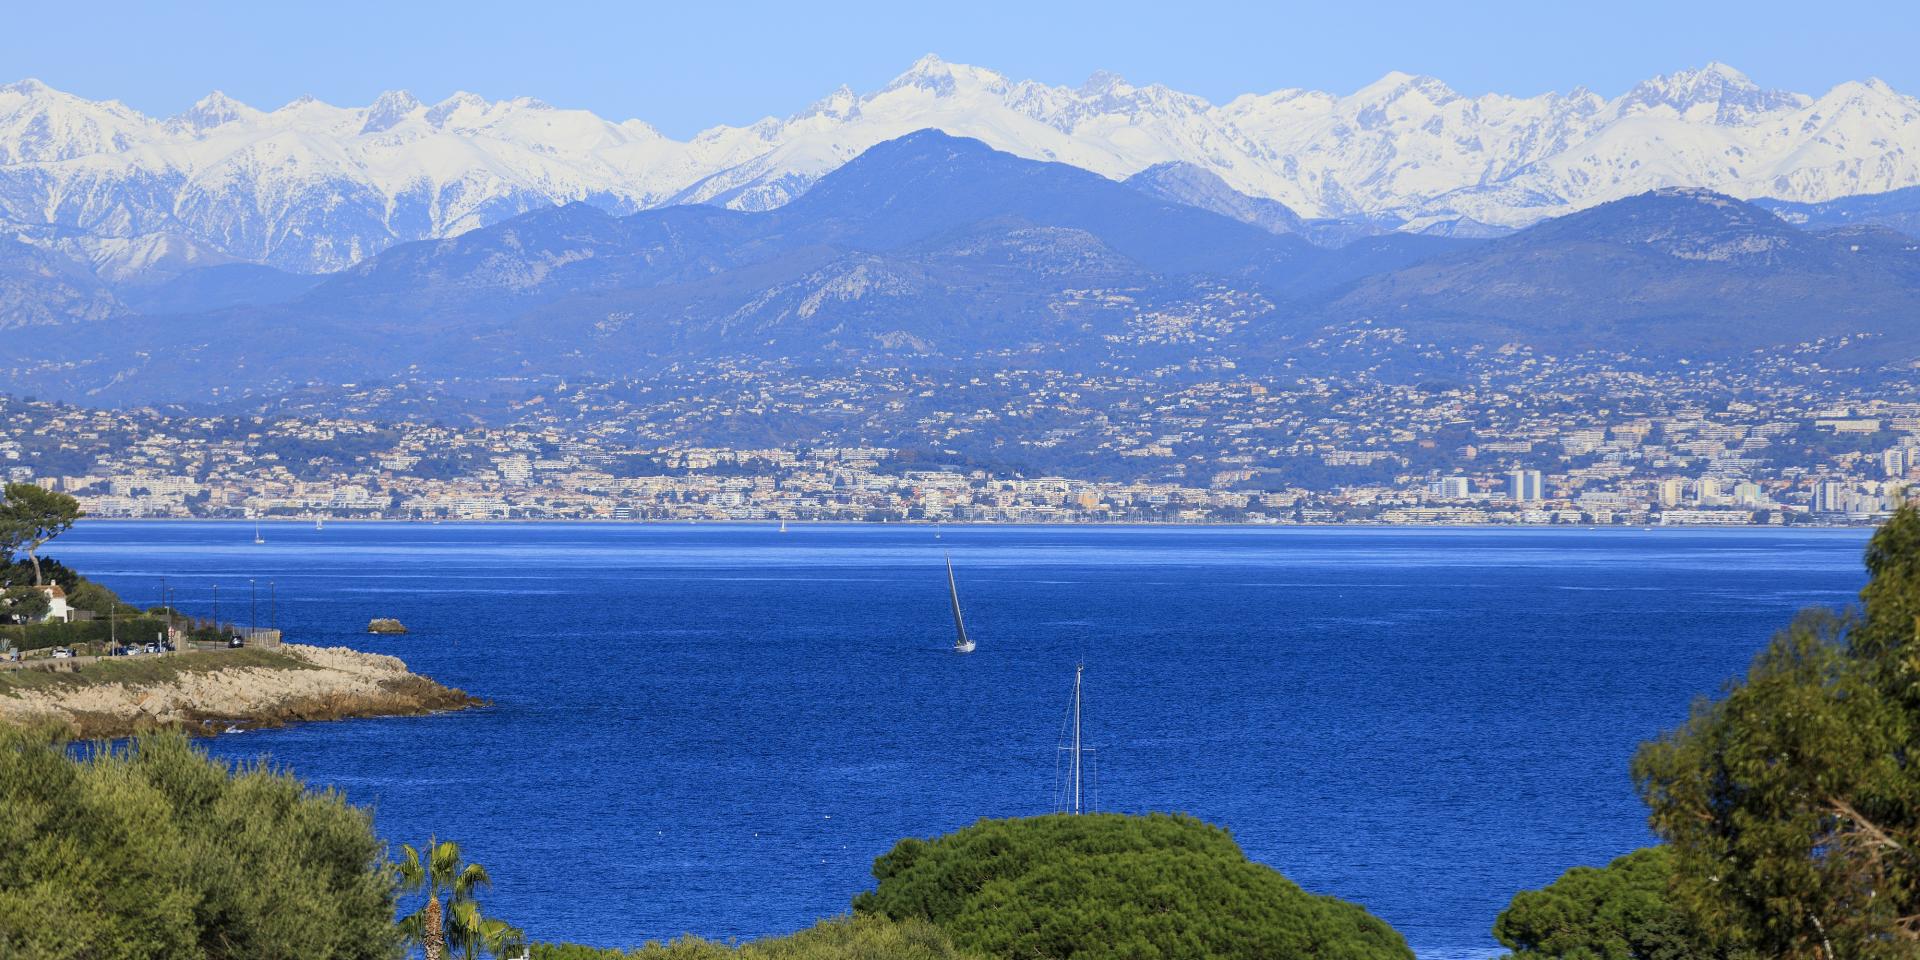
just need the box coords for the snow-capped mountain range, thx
[6,56,1920,277]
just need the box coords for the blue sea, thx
[49,522,1872,959]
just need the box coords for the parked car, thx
[227,636,245,648]
[51,647,75,659]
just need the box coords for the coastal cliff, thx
[0,644,480,737]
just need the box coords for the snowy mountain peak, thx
[1619,62,1806,124]
[176,90,257,131]
[881,53,1007,97]
[807,84,861,121]
[1079,70,1129,96]
[361,90,423,133]
[426,91,490,126]
[6,58,1920,277]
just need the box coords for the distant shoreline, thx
[65,517,1880,532]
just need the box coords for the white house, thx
[38,584,72,623]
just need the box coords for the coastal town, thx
[4,337,1913,526]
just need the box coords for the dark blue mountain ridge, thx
[1321,187,1920,355]
[1756,184,1920,238]
[6,132,1920,406]
[763,130,1315,275]
[117,263,324,316]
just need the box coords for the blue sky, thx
[7,0,1918,137]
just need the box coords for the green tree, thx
[1493,847,1720,960]
[1633,505,1920,958]
[399,837,494,960]
[1,483,84,586]
[528,915,975,960]
[852,812,1412,960]
[0,585,50,624]
[449,897,527,960]
[0,727,399,960]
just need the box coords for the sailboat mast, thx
[945,554,970,650]
[1072,663,1083,815]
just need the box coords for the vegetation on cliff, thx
[0,727,399,959]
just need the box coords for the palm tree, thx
[397,837,492,960]
[448,899,528,960]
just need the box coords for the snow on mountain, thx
[5,57,1920,278]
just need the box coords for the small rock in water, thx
[367,618,408,635]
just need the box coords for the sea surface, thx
[51,522,1873,959]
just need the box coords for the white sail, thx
[946,553,975,653]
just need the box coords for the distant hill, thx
[117,263,323,316]
[1318,188,1920,354]
[0,237,118,330]
[1756,185,1920,238]
[7,135,1920,405]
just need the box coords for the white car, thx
[50,647,75,659]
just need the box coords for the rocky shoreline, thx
[0,644,482,738]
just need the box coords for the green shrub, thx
[532,915,974,960]
[0,728,400,960]
[5,616,170,652]
[1493,847,1724,960]
[852,812,1412,960]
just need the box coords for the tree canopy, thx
[1493,847,1723,960]
[1630,504,1920,958]
[530,915,977,960]
[0,483,84,586]
[852,812,1412,960]
[0,728,400,960]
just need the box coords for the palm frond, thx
[454,861,492,898]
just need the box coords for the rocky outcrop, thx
[367,618,408,634]
[0,644,480,738]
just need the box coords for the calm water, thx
[51,522,1871,959]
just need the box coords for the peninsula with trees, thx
[0,482,479,737]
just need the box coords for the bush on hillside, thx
[1493,847,1727,960]
[0,728,399,960]
[852,812,1412,960]
[531,914,976,960]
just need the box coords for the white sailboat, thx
[779,518,788,533]
[253,524,264,545]
[315,517,324,531]
[945,553,975,654]
[1066,664,1085,814]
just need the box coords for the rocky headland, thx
[0,644,481,738]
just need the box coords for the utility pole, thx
[249,579,257,638]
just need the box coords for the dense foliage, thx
[530,915,976,960]
[1492,847,1722,960]
[852,812,1412,960]
[0,483,83,585]
[1625,504,1920,958]
[0,728,400,960]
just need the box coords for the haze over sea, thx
[53,522,1871,959]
